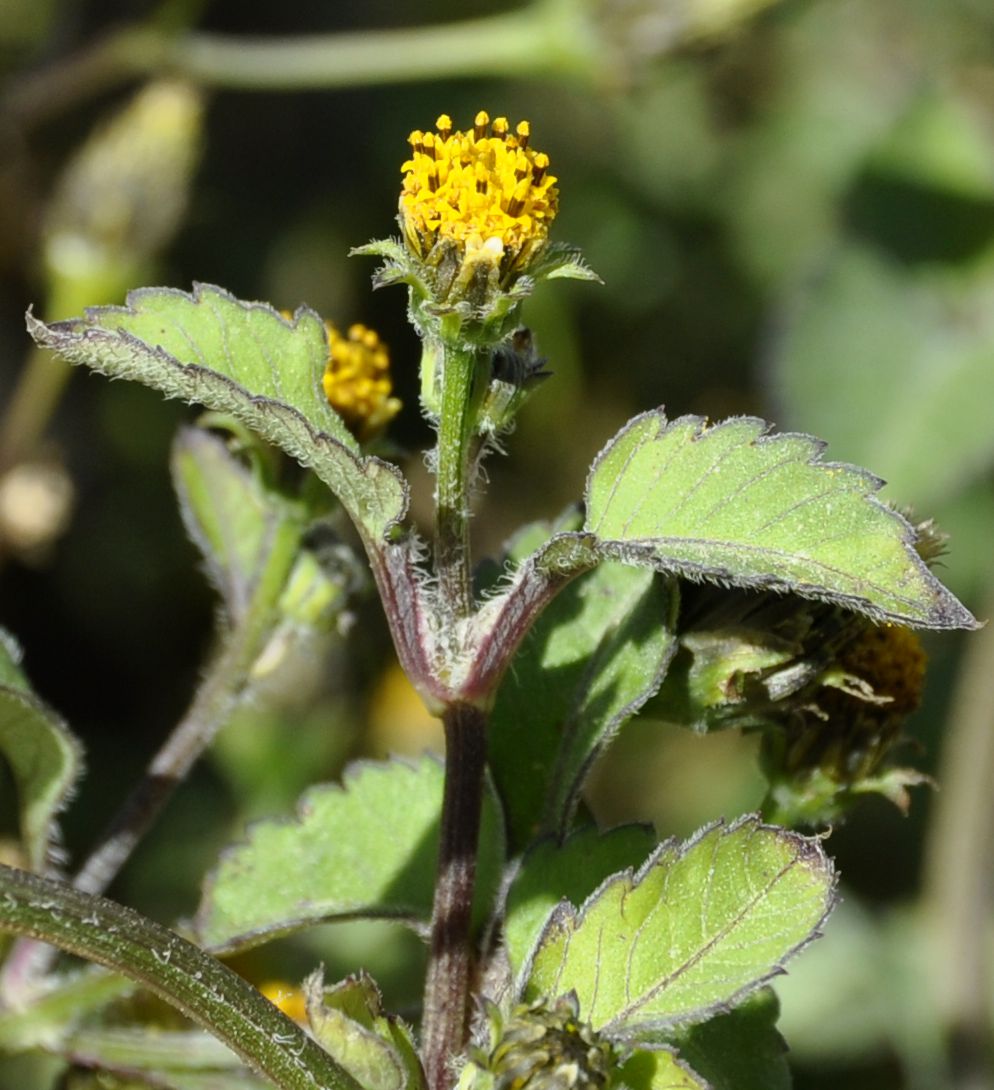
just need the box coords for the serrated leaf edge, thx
[584,409,978,631]
[196,755,445,952]
[506,821,659,981]
[521,814,838,1038]
[27,283,410,542]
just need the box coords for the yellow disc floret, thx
[322,322,401,441]
[400,111,558,276]
[259,981,307,1023]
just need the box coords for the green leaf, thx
[171,426,292,622]
[27,285,408,544]
[583,409,975,630]
[196,757,504,952]
[305,971,424,1090]
[665,990,790,1090]
[489,562,678,852]
[616,1047,710,1090]
[524,816,836,1037]
[0,969,135,1052]
[0,631,82,871]
[504,824,658,978]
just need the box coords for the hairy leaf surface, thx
[504,824,658,977]
[196,757,504,952]
[524,817,835,1036]
[489,562,677,852]
[27,285,408,543]
[584,410,975,629]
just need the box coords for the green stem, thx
[0,515,303,1002]
[0,349,72,475]
[62,1026,237,1071]
[421,704,489,1090]
[434,344,485,628]
[0,865,361,1090]
[169,6,589,90]
[74,516,303,896]
[923,583,994,1090]
[5,3,599,131]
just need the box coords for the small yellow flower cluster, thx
[259,981,307,1023]
[322,322,401,441]
[400,111,558,274]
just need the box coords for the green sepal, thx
[525,242,602,285]
[305,970,425,1090]
[760,761,932,829]
[354,237,598,352]
[639,588,825,734]
[0,630,82,871]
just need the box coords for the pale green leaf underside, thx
[196,757,503,952]
[171,427,283,621]
[584,410,975,629]
[27,285,407,542]
[489,563,676,852]
[0,633,82,871]
[524,817,835,1036]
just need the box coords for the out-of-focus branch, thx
[924,584,994,1090]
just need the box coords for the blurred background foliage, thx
[1,1,993,1088]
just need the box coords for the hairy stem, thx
[421,704,489,1090]
[0,865,361,1090]
[434,345,485,627]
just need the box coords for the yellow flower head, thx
[400,111,558,277]
[259,981,307,1023]
[322,322,401,442]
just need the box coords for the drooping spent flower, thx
[321,322,401,442]
[755,612,929,825]
[776,621,927,784]
[651,568,934,825]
